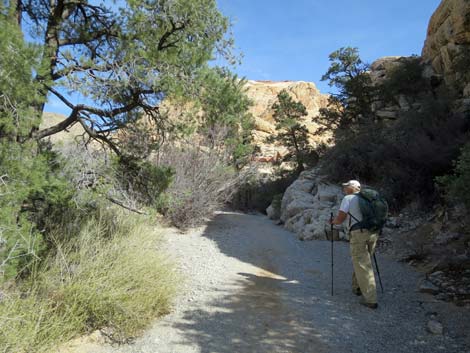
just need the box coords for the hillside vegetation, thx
[0,1,255,351]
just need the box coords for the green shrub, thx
[0,208,177,352]
[0,142,75,280]
[322,97,469,209]
[437,141,470,208]
[378,56,427,103]
[115,156,174,207]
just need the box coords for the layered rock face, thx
[422,0,470,90]
[244,80,330,159]
[369,56,421,120]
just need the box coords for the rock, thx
[434,232,461,246]
[464,83,470,97]
[448,254,470,270]
[244,81,331,159]
[422,0,470,86]
[282,198,315,222]
[436,293,450,301]
[398,95,411,111]
[420,280,440,294]
[429,271,444,278]
[386,217,401,229]
[375,110,398,119]
[427,320,444,335]
[266,204,280,220]
[279,170,345,241]
[316,183,339,203]
[369,56,405,84]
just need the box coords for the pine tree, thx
[268,90,312,174]
[8,0,235,155]
[316,47,375,138]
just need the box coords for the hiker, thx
[330,180,379,309]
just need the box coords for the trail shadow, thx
[166,211,365,352]
[171,272,331,353]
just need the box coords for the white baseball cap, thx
[342,180,361,189]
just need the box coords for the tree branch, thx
[77,117,121,156]
[158,20,186,51]
[106,196,147,215]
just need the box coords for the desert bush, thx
[0,207,176,352]
[153,134,241,228]
[437,141,470,208]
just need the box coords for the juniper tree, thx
[0,13,72,279]
[269,90,311,174]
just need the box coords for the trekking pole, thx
[373,253,384,293]
[330,212,334,296]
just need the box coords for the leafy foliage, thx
[437,141,470,208]
[14,0,234,155]
[268,90,315,173]
[318,46,470,208]
[378,56,427,104]
[197,67,255,168]
[0,15,72,279]
[116,156,175,207]
[316,47,375,137]
[322,95,468,208]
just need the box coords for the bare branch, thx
[106,196,147,215]
[77,117,121,156]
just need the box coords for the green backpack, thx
[350,188,389,232]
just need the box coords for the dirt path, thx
[77,211,470,353]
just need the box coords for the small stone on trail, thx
[429,271,444,278]
[419,280,440,294]
[427,320,443,335]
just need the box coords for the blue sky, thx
[44,0,442,114]
[217,0,442,93]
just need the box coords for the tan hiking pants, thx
[350,229,378,304]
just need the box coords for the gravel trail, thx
[82,211,470,353]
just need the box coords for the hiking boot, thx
[359,299,378,309]
[352,288,362,296]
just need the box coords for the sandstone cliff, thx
[422,0,470,94]
[244,80,330,159]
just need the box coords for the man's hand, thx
[330,211,347,225]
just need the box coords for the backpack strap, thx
[347,194,362,227]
